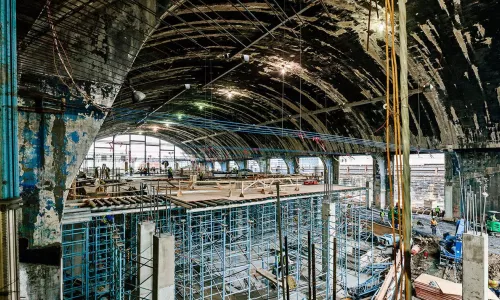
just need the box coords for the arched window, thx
[80,134,191,176]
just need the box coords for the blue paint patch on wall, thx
[69,132,80,143]
[45,199,55,211]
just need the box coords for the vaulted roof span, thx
[18,0,500,160]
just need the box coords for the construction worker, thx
[273,252,283,277]
[489,279,500,297]
[430,217,438,235]
[380,210,385,223]
[435,206,441,218]
[167,167,173,179]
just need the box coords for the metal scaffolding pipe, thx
[0,0,21,299]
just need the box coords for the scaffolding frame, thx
[62,187,383,300]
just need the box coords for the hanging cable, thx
[46,0,110,112]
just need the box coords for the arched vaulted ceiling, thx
[18,0,500,160]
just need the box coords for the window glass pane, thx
[81,135,191,175]
[146,136,159,146]
[270,158,287,174]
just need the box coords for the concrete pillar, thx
[444,152,461,220]
[322,203,336,286]
[282,157,299,174]
[366,181,373,208]
[322,155,340,185]
[138,221,155,299]
[220,161,229,172]
[204,161,214,171]
[235,160,245,170]
[257,158,269,174]
[153,234,175,300]
[372,154,392,209]
[243,160,249,169]
[462,233,488,300]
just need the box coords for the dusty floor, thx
[410,213,500,285]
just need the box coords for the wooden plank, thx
[94,199,105,207]
[117,198,131,205]
[373,222,395,236]
[102,199,113,206]
[375,252,401,300]
[110,198,121,205]
[198,200,218,207]
[255,268,278,285]
[169,199,193,209]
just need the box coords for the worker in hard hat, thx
[380,210,385,223]
[434,206,441,218]
[489,279,500,297]
[430,217,438,235]
[273,252,283,277]
[167,167,174,179]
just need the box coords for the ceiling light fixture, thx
[227,91,233,99]
[423,83,434,92]
[280,65,286,75]
[376,20,385,33]
[178,114,183,120]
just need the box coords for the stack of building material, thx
[414,274,499,300]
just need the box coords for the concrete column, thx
[137,221,155,299]
[444,152,461,220]
[235,160,245,170]
[366,181,373,209]
[282,157,299,174]
[243,160,249,169]
[372,154,392,209]
[257,158,269,174]
[322,155,340,185]
[449,150,500,217]
[219,161,229,172]
[462,233,488,300]
[153,234,175,300]
[204,161,214,171]
[322,203,336,286]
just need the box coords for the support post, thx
[258,158,270,174]
[321,203,335,290]
[444,152,461,219]
[282,157,299,175]
[372,154,392,209]
[137,221,155,300]
[235,160,245,170]
[366,181,373,208]
[0,0,21,298]
[153,234,175,300]
[219,161,228,172]
[322,155,339,185]
[462,233,488,300]
[398,0,412,295]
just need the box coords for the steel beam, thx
[0,0,21,299]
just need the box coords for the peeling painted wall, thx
[19,263,60,299]
[18,78,119,246]
[17,0,157,247]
